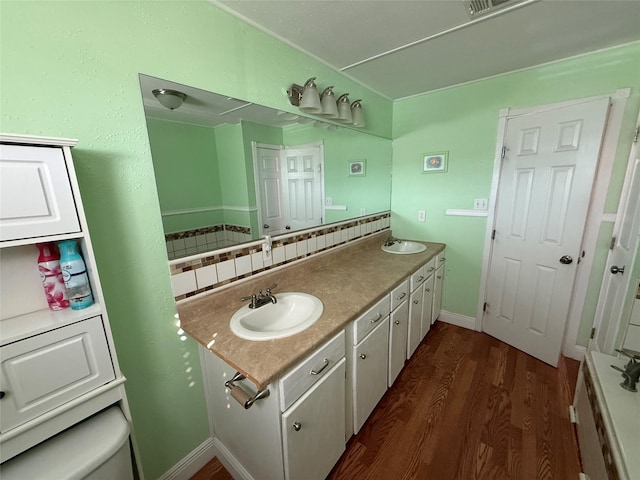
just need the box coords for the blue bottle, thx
[58,240,94,310]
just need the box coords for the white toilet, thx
[0,406,133,479]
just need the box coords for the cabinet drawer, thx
[279,330,345,412]
[390,280,409,312]
[352,295,391,345]
[0,144,81,242]
[436,251,446,269]
[0,316,115,433]
[424,257,436,278]
[410,265,426,292]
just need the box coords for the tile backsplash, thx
[170,212,391,300]
[165,224,252,259]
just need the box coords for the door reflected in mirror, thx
[139,74,392,260]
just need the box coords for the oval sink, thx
[230,292,323,341]
[381,241,427,255]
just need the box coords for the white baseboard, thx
[563,343,587,362]
[158,437,218,480]
[213,438,255,480]
[437,310,476,330]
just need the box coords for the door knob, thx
[610,265,625,275]
[559,255,573,265]
[263,224,270,228]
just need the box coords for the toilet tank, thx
[0,406,133,479]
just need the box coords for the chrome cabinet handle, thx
[417,276,424,282]
[427,267,435,272]
[310,358,329,376]
[394,320,400,325]
[370,313,382,324]
[263,224,270,228]
[397,292,407,300]
[293,422,301,431]
[0,391,5,399]
[360,353,367,359]
[425,288,431,293]
[437,275,442,279]
[413,300,419,305]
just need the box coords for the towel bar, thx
[225,372,270,409]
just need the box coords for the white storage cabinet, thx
[432,251,446,324]
[388,280,409,387]
[0,135,135,471]
[202,331,347,480]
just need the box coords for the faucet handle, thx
[616,348,640,361]
[266,283,277,293]
[240,294,258,307]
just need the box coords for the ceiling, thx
[212,0,640,100]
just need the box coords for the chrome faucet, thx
[240,283,278,309]
[384,236,398,247]
[611,348,640,392]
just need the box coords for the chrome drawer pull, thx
[293,422,302,431]
[310,358,330,376]
[360,353,367,359]
[394,320,400,325]
[397,292,407,300]
[370,313,383,323]
[417,276,424,282]
[427,267,435,272]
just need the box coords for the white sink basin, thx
[230,292,323,341]
[381,241,427,255]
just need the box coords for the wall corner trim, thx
[157,437,218,480]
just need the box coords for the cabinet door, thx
[282,359,346,480]
[353,317,389,434]
[0,144,80,242]
[0,316,115,433]
[388,300,409,387]
[421,275,434,340]
[407,286,424,359]
[432,265,444,324]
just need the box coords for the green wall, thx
[392,42,640,345]
[0,2,391,478]
[146,118,223,233]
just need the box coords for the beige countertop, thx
[178,231,445,389]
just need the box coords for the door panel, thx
[484,97,610,366]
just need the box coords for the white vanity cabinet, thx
[347,294,391,435]
[388,280,409,387]
[432,251,445,324]
[0,135,133,468]
[201,331,346,480]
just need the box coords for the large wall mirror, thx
[139,74,392,260]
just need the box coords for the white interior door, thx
[281,145,323,233]
[254,143,285,236]
[593,122,640,353]
[483,97,610,366]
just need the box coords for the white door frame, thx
[476,88,631,361]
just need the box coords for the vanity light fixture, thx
[319,86,339,118]
[287,78,364,126]
[337,94,353,124]
[152,88,187,110]
[351,100,365,127]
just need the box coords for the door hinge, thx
[609,235,617,250]
[491,229,496,240]
[501,146,506,160]
[590,327,596,339]
[483,302,488,312]
[634,126,639,143]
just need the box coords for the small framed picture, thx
[349,160,366,176]
[423,151,448,173]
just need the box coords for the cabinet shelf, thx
[0,303,102,347]
[0,231,86,250]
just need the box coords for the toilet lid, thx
[0,406,130,479]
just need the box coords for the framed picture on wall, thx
[349,160,366,176]
[423,151,448,173]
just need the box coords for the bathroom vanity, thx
[178,232,445,480]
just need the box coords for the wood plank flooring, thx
[190,322,581,480]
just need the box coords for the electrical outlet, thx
[360,208,366,216]
[325,196,333,206]
[474,198,488,210]
[417,210,426,222]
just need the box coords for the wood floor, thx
[190,322,581,480]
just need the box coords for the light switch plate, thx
[474,198,488,210]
